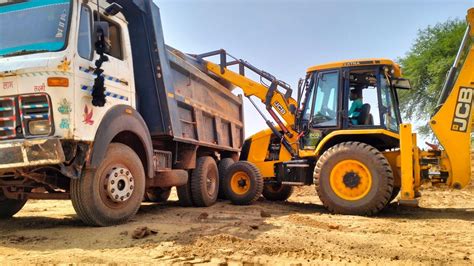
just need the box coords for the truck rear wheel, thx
[223,161,263,205]
[262,183,294,201]
[191,156,219,207]
[177,171,195,207]
[145,188,171,203]
[0,191,27,219]
[314,142,393,216]
[71,143,145,226]
[218,158,235,199]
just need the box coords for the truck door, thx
[74,3,132,140]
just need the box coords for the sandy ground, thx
[0,185,473,265]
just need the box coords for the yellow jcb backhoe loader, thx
[195,7,474,215]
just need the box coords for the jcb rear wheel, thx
[223,161,263,205]
[262,183,294,201]
[314,142,393,216]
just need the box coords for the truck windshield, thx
[0,0,72,57]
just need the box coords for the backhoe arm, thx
[429,8,474,188]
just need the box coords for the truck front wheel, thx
[0,190,27,219]
[71,143,145,226]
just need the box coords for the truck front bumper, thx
[0,138,65,170]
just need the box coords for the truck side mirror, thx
[94,21,111,54]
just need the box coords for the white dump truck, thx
[0,0,244,226]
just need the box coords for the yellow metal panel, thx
[400,124,415,200]
[382,150,401,187]
[430,21,474,188]
[306,58,402,77]
[412,133,421,189]
[298,128,400,158]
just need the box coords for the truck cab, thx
[0,0,244,226]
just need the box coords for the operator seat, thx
[357,103,372,125]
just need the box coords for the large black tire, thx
[314,142,394,216]
[177,170,195,207]
[262,183,294,201]
[218,158,235,199]
[191,156,219,207]
[70,143,146,226]
[223,161,263,205]
[145,188,171,203]
[0,191,27,219]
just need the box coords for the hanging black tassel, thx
[92,28,109,107]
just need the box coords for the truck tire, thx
[218,158,235,199]
[145,188,171,203]
[0,191,27,219]
[191,156,219,207]
[262,183,294,201]
[177,170,195,207]
[70,143,145,226]
[223,161,263,205]
[314,142,393,216]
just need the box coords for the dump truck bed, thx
[112,0,244,152]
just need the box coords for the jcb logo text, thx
[451,87,474,132]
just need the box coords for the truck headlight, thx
[28,120,51,135]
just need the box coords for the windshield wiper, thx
[1,49,50,58]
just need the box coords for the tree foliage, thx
[398,19,467,136]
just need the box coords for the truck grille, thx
[0,97,17,140]
[18,94,52,137]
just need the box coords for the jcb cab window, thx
[305,72,339,127]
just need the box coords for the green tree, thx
[398,19,467,136]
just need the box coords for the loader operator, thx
[349,87,364,125]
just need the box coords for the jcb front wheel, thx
[314,142,393,216]
[223,161,263,205]
[262,183,294,201]
[71,143,145,226]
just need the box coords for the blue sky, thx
[156,0,473,136]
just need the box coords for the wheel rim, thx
[230,171,251,195]
[329,160,372,201]
[101,166,135,207]
[206,172,217,197]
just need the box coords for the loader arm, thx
[195,50,300,156]
[429,8,474,188]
